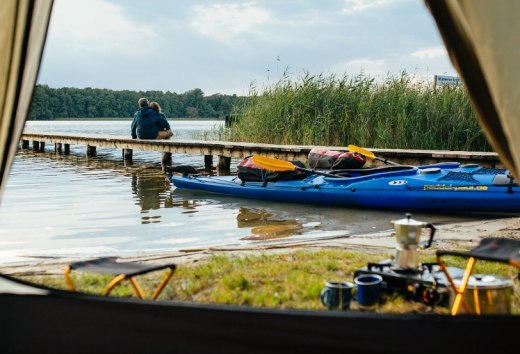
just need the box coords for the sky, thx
[37,0,458,96]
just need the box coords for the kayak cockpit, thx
[325,165,417,178]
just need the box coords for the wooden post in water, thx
[123,148,133,163]
[204,155,213,169]
[55,143,62,154]
[64,144,70,155]
[21,140,29,149]
[162,152,172,166]
[32,141,39,151]
[217,156,231,173]
[87,145,96,157]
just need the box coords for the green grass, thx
[215,71,490,151]
[22,249,519,315]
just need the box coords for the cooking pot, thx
[449,274,513,314]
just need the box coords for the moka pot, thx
[391,213,436,269]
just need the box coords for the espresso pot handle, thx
[420,223,436,249]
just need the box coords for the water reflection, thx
[169,185,506,246]
[236,208,303,240]
[2,129,508,264]
[169,198,203,213]
[130,168,173,224]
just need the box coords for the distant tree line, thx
[28,85,245,120]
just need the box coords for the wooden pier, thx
[20,132,502,170]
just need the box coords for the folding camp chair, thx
[436,237,520,316]
[65,257,176,300]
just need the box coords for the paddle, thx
[250,156,341,178]
[347,144,399,166]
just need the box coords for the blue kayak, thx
[170,163,520,212]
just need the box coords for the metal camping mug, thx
[320,281,355,310]
[354,274,383,307]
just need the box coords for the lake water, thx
[0,120,490,265]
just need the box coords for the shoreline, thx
[3,215,519,277]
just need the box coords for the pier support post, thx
[162,152,172,166]
[204,155,213,169]
[217,156,231,173]
[55,143,62,154]
[123,148,133,163]
[87,145,96,157]
[32,141,40,151]
[64,144,70,155]
[22,140,29,149]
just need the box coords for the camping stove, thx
[353,213,466,306]
[354,259,465,305]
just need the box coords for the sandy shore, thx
[2,215,519,277]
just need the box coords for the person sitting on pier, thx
[131,97,173,140]
[150,101,173,139]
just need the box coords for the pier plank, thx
[21,132,501,168]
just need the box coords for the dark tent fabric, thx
[1,275,519,354]
[0,0,53,198]
[424,0,520,179]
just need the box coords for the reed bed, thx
[221,72,491,151]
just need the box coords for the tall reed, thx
[221,71,491,151]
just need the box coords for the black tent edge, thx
[1,273,518,354]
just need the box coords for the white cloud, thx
[341,0,398,15]
[38,1,456,93]
[189,2,270,42]
[329,51,457,84]
[331,58,388,76]
[412,46,447,59]
[47,0,156,54]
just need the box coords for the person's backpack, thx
[332,152,366,169]
[237,156,307,182]
[308,147,342,169]
[308,148,366,169]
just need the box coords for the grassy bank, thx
[220,72,490,151]
[24,249,519,314]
